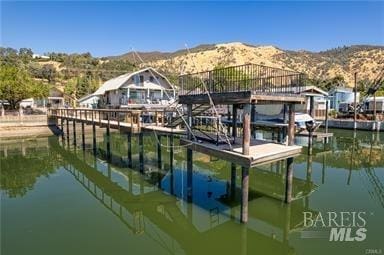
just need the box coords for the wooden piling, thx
[169,134,174,195]
[284,157,294,203]
[325,98,329,134]
[231,163,236,199]
[73,119,77,146]
[81,122,85,150]
[187,148,193,202]
[139,133,144,173]
[242,104,251,155]
[169,134,174,170]
[127,132,132,168]
[187,104,193,140]
[288,104,295,146]
[92,113,96,154]
[66,118,70,145]
[61,118,64,142]
[251,103,256,138]
[106,113,111,161]
[157,135,162,170]
[232,104,238,142]
[240,166,249,223]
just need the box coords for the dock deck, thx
[180,138,302,168]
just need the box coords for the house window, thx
[139,75,144,84]
[149,76,154,82]
[133,75,140,85]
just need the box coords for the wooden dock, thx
[48,63,317,224]
[49,108,185,135]
[180,138,301,168]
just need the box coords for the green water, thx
[1,129,383,255]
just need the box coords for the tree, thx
[64,74,100,99]
[19,48,33,63]
[0,66,49,109]
[41,64,57,83]
[0,47,20,66]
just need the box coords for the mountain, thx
[114,42,384,87]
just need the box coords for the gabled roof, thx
[78,93,100,103]
[329,87,353,93]
[301,86,328,96]
[93,67,173,96]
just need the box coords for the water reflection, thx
[50,137,315,254]
[1,129,383,255]
[0,139,60,197]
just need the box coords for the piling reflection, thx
[51,137,317,254]
[1,129,383,255]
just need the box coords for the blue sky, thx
[1,1,383,56]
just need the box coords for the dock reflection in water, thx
[1,129,383,255]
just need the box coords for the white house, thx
[91,67,176,109]
[365,96,384,113]
[329,87,360,112]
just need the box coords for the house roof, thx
[301,86,328,96]
[78,93,100,103]
[93,67,174,96]
[329,87,353,93]
[367,96,384,101]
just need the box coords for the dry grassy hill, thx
[116,42,383,87]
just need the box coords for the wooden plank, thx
[180,138,302,168]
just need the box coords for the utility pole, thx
[353,72,357,130]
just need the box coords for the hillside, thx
[2,43,383,103]
[116,42,384,87]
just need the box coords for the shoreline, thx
[0,126,61,139]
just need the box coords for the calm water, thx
[1,129,383,255]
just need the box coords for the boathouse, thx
[92,67,176,109]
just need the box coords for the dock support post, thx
[325,98,329,134]
[231,163,237,199]
[66,118,70,145]
[81,122,85,150]
[169,134,174,194]
[251,103,256,138]
[92,122,96,154]
[232,104,238,143]
[139,133,144,173]
[288,104,295,146]
[61,118,64,142]
[240,166,249,223]
[127,132,132,168]
[308,97,314,155]
[242,104,251,155]
[187,148,193,203]
[157,135,162,170]
[73,119,77,146]
[106,113,111,161]
[169,134,174,170]
[285,157,294,203]
[128,168,133,193]
[187,104,193,140]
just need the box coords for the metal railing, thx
[179,63,305,96]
